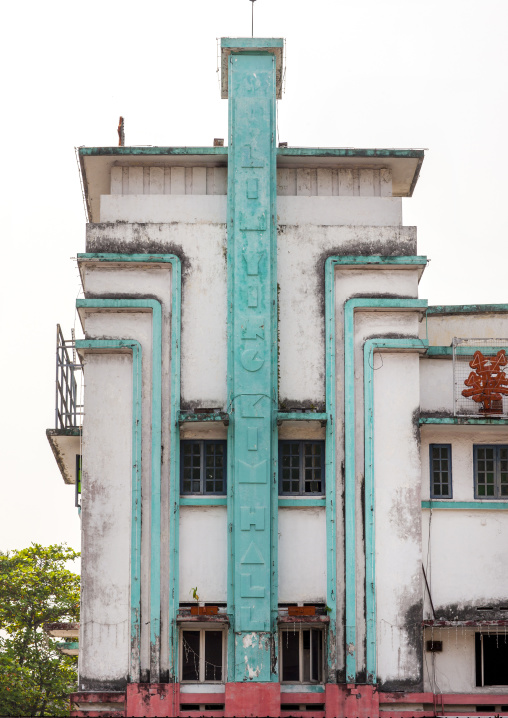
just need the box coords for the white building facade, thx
[47,38,508,718]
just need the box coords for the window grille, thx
[430,444,452,498]
[453,338,508,418]
[55,325,83,429]
[180,440,227,495]
[279,441,325,495]
[474,445,508,499]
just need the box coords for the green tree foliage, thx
[0,544,80,717]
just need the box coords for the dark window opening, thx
[180,440,227,495]
[430,444,452,498]
[474,445,508,499]
[280,627,324,683]
[279,440,325,495]
[181,629,224,683]
[476,633,508,686]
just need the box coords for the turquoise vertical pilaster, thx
[226,45,278,682]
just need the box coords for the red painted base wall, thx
[70,685,508,718]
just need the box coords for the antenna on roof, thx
[249,0,256,38]
[117,117,125,147]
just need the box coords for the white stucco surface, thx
[79,353,132,688]
[179,507,228,603]
[278,508,326,602]
[81,264,174,678]
[424,314,508,347]
[277,230,419,407]
[100,194,227,224]
[374,352,422,686]
[82,311,153,676]
[421,425,508,501]
[422,508,508,610]
[277,196,402,226]
[85,222,227,409]
[420,358,454,414]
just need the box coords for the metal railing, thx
[55,324,83,429]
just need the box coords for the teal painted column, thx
[225,43,279,682]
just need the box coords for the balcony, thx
[46,325,82,488]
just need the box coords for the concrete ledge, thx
[46,428,81,485]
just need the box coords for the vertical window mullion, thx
[298,626,303,683]
[299,442,304,496]
[200,630,205,683]
[309,628,313,682]
[200,442,205,495]
[496,447,500,498]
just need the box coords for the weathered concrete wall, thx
[423,314,508,346]
[85,222,227,410]
[422,628,508,694]
[79,352,132,690]
[349,306,421,683]
[278,229,418,408]
[421,426,508,619]
[421,425,508,502]
[82,264,174,679]
[109,166,392,198]
[83,311,153,680]
[278,196,401,227]
[420,358,453,414]
[278,508,326,603]
[373,351,422,690]
[179,507,228,603]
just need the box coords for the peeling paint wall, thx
[79,353,132,690]
[374,351,422,689]
[85,222,227,409]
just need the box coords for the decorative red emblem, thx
[461,350,508,414]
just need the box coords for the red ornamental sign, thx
[462,349,508,414]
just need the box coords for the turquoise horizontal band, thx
[277,412,327,421]
[180,497,227,506]
[278,498,326,508]
[422,501,508,510]
[79,146,228,157]
[420,417,508,425]
[427,304,508,315]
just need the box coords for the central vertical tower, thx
[223,38,282,685]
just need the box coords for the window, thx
[430,444,452,498]
[476,633,508,686]
[180,628,225,683]
[280,626,324,683]
[180,440,227,495]
[474,445,508,499]
[279,441,325,495]
[75,455,82,508]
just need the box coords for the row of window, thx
[430,444,508,499]
[181,626,324,684]
[182,440,508,499]
[180,627,508,686]
[181,440,325,496]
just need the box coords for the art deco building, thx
[47,37,508,718]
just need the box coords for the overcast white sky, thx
[1,0,507,556]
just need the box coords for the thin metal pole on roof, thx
[250,0,256,38]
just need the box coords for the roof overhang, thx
[78,146,424,222]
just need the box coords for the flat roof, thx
[78,146,424,221]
